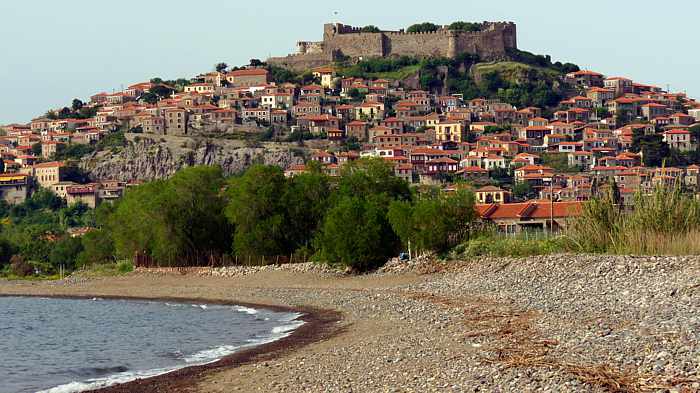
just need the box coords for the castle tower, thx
[447,31,458,59]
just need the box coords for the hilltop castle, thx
[268,22,517,71]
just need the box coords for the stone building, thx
[269,22,517,71]
[0,173,29,205]
[32,161,65,188]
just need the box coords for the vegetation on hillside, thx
[335,49,579,109]
[49,130,128,162]
[45,99,97,120]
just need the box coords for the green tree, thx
[360,25,381,33]
[283,172,331,251]
[71,99,84,112]
[149,84,174,100]
[512,182,534,200]
[77,229,115,266]
[250,59,265,67]
[388,190,476,253]
[109,166,230,265]
[314,196,397,271]
[0,239,14,271]
[225,165,289,257]
[448,21,482,32]
[336,158,411,205]
[49,236,84,271]
[215,62,228,72]
[406,22,440,33]
[31,143,42,157]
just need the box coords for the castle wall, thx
[325,33,384,58]
[453,23,517,60]
[384,31,452,58]
[268,52,332,72]
[268,22,518,71]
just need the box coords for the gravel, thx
[5,254,698,392]
[203,254,699,392]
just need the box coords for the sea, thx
[0,296,304,393]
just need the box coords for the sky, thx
[1,0,698,124]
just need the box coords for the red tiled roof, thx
[476,201,583,220]
[34,161,65,168]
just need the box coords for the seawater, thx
[0,296,304,393]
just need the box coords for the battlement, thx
[269,21,518,71]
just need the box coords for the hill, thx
[327,49,579,110]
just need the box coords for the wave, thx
[233,306,258,315]
[37,366,179,393]
[38,309,305,393]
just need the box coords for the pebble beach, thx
[1,254,698,392]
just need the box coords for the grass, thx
[568,186,700,255]
[452,232,569,258]
[472,61,562,82]
[68,260,134,278]
[1,260,134,280]
[337,64,421,81]
[0,273,61,281]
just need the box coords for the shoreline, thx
[2,256,697,392]
[0,293,342,393]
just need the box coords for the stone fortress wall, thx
[268,22,517,71]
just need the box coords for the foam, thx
[39,308,306,393]
[37,366,178,393]
[233,306,258,315]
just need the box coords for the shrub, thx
[10,255,33,277]
[116,260,133,274]
[568,186,700,255]
[455,235,569,258]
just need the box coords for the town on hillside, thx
[1,21,699,234]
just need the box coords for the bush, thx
[569,186,700,255]
[455,235,569,258]
[116,260,133,274]
[10,255,33,277]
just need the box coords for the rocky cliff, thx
[80,134,306,182]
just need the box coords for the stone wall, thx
[325,32,385,58]
[268,22,518,71]
[384,31,452,58]
[453,22,517,60]
[268,52,333,71]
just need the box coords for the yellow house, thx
[435,122,466,143]
[475,186,511,204]
[354,102,385,121]
[312,66,336,89]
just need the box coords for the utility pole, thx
[549,180,554,234]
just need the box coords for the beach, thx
[1,255,699,392]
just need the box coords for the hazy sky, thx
[1,0,698,124]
